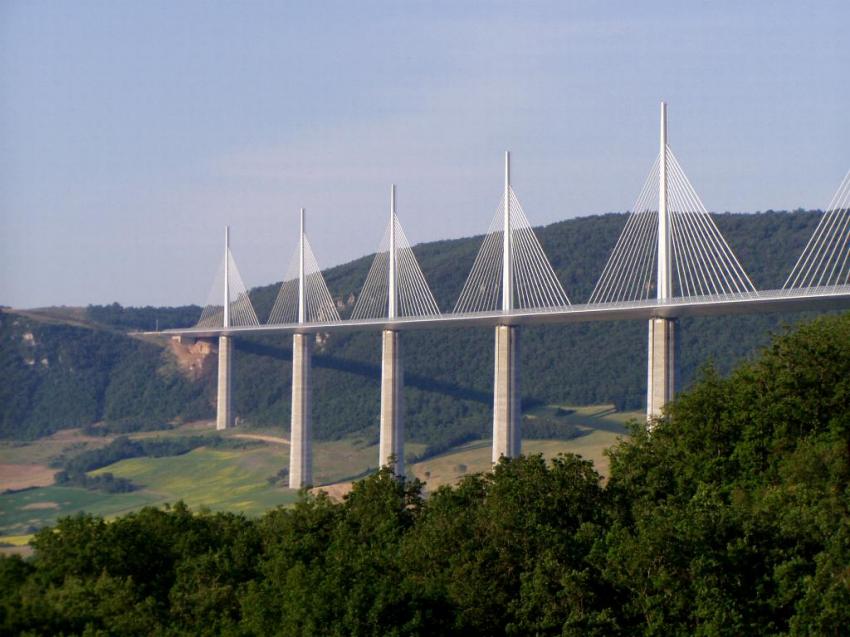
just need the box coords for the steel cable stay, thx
[589,159,659,304]
[830,176,850,285]
[195,162,850,330]
[666,150,755,297]
[351,214,440,320]
[454,202,505,313]
[785,171,850,289]
[785,172,850,288]
[395,219,440,316]
[591,144,756,304]
[197,248,260,328]
[668,166,719,297]
[350,222,391,320]
[819,181,850,286]
[454,188,570,313]
[267,235,340,325]
[785,170,850,291]
[509,189,570,309]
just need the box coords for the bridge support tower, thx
[379,185,405,475]
[289,209,314,488]
[647,318,674,420]
[493,151,521,462]
[289,332,313,488]
[216,227,233,430]
[216,336,232,430]
[647,102,675,422]
[380,329,404,475]
[493,324,520,461]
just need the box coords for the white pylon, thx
[388,185,397,320]
[657,102,671,301]
[502,151,513,311]
[223,226,230,328]
[298,208,306,324]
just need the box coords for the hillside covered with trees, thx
[2,312,848,635]
[1,209,826,451]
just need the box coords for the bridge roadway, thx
[153,285,850,488]
[155,286,850,338]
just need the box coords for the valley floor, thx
[0,404,637,555]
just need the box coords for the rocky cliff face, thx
[167,337,216,381]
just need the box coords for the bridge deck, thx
[152,287,850,338]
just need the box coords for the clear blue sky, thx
[1,1,847,308]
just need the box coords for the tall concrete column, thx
[217,225,233,432]
[379,329,404,475]
[646,317,674,421]
[492,152,520,463]
[647,102,675,422]
[289,333,312,488]
[493,325,520,462]
[216,335,232,430]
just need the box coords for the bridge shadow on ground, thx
[566,405,633,435]
[235,339,544,409]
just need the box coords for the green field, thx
[90,446,299,512]
[0,405,635,551]
[0,486,162,538]
[0,433,384,543]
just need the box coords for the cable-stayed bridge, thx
[160,103,850,488]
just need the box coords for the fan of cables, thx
[454,188,570,313]
[590,147,756,304]
[197,248,260,328]
[350,214,440,320]
[267,236,341,324]
[784,169,850,292]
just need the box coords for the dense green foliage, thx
[0,210,826,446]
[0,311,210,440]
[2,313,848,635]
[54,470,136,493]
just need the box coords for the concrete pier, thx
[647,104,675,424]
[646,317,675,421]
[289,333,312,488]
[216,335,232,430]
[493,325,520,462]
[379,330,404,475]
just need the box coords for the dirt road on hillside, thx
[232,434,290,445]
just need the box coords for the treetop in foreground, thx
[2,312,849,635]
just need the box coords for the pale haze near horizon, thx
[1,1,847,309]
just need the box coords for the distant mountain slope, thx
[0,210,827,446]
[0,310,209,439]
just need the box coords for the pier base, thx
[379,330,404,476]
[289,333,313,488]
[647,317,675,422]
[493,325,520,462]
[216,336,232,431]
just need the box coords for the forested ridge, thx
[1,209,827,450]
[2,312,848,635]
[0,313,209,440]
